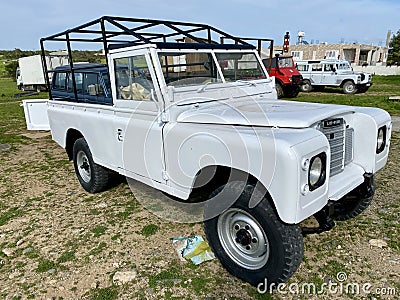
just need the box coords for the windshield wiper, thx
[196,81,214,93]
[236,80,257,86]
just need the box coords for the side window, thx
[324,64,334,72]
[67,73,83,93]
[114,55,155,101]
[311,64,322,71]
[83,73,99,96]
[297,64,308,71]
[53,72,67,90]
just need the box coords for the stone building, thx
[271,43,389,66]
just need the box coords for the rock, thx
[22,247,33,254]
[91,281,100,289]
[95,203,107,209]
[9,272,20,279]
[369,239,388,248]
[0,144,11,153]
[112,270,137,285]
[337,245,342,250]
[2,248,15,257]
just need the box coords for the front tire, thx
[204,182,303,287]
[342,81,357,94]
[275,83,284,98]
[73,138,114,193]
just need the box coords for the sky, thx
[1,0,399,50]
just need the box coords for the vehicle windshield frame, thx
[277,57,294,68]
[154,49,268,89]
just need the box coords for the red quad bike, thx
[262,54,303,98]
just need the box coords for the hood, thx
[176,99,355,128]
[278,67,301,78]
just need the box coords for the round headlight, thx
[308,153,326,191]
[376,126,386,154]
[309,157,323,186]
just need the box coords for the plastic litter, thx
[172,236,215,265]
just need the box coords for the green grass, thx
[84,286,118,300]
[0,207,24,226]
[0,78,48,102]
[289,75,400,116]
[35,258,56,273]
[140,224,159,237]
[90,225,108,238]
[57,250,76,264]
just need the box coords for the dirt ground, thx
[0,128,399,299]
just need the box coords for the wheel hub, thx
[76,150,91,183]
[236,228,252,246]
[81,159,90,172]
[217,208,270,269]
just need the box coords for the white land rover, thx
[23,17,391,288]
[297,59,372,94]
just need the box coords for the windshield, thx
[215,52,266,81]
[157,51,266,87]
[277,57,294,68]
[158,52,221,87]
[337,62,351,70]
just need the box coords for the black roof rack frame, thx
[40,16,256,99]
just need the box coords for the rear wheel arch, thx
[66,129,84,160]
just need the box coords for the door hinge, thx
[160,112,169,123]
[162,171,169,181]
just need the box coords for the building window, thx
[325,50,339,59]
[291,51,303,60]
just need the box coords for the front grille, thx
[318,118,353,176]
[291,75,302,84]
[344,127,354,164]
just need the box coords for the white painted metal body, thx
[296,59,372,88]
[22,45,391,224]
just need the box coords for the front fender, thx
[163,123,330,224]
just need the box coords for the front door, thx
[109,49,166,184]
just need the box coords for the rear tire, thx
[300,80,312,92]
[204,182,303,287]
[72,138,114,193]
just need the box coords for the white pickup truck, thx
[22,17,391,289]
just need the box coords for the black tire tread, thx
[300,80,312,92]
[73,138,114,193]
[332,195,373,221]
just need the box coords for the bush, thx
[4,61,18,81]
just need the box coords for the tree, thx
[388,30,400,65]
